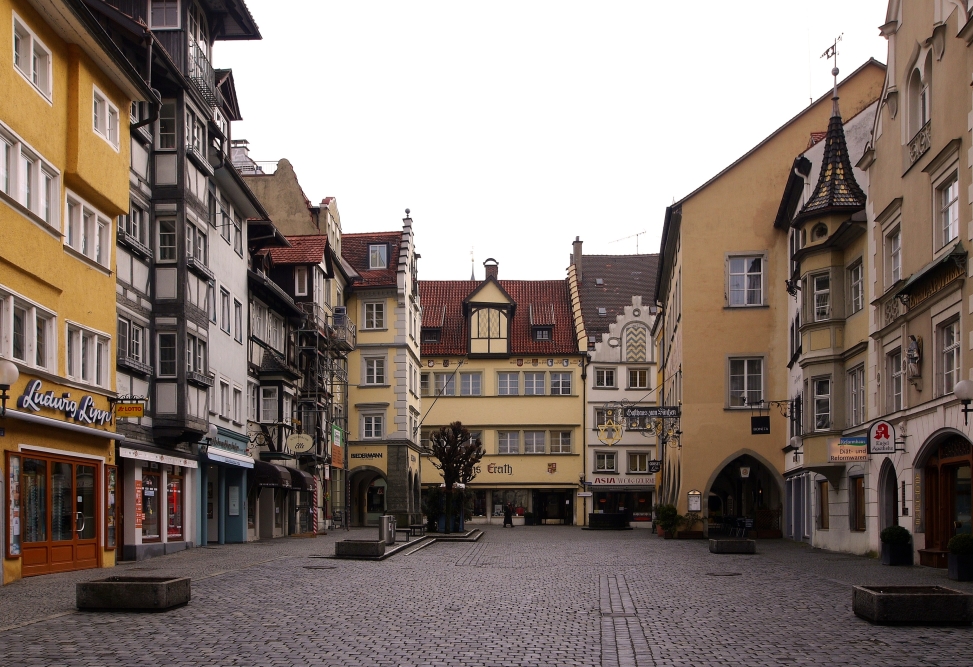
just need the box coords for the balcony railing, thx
[298,302,356,350]
[909,121,931,164]
[188,40,221,107]
[117,352,153,376]
[187,370,215,388]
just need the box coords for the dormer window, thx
[470,306,508,355]
[533,327,552,341]
[369,244,388,269]
[422,329,441,344]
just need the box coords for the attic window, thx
[533,327,552,342]
[422,329,441,344]
[598,308,607,317]
[588,335,596,351]
[369,244,388,269]
[595,278,604,285]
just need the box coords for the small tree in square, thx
[430,421,485,533]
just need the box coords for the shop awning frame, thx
[6,408,126,440]
[251,460,292,488]
[288,467,315,490]
[205,447,254,469]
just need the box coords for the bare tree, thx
[430,421,485,533]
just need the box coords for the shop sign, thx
[740,467,751,479]
[591,475,656,486]
[116,402,145,418]
[577,491,593,498]
[868,420,896,455]
[751,416,770,435]
[287,433,314,453]
[17,380,113,426]
[623,406,680,430]
[647,460,662,474]
[351,452,383,459]
[829,436,868,462]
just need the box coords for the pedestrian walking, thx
[503,502,514,528]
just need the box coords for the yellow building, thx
[653,61,885,534]
[343,215,423,528]
[0,0,152,582]
[419,259,586,526]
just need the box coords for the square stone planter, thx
[709,539,756,554]
[335,540,386,558]
[948,554,973,581]
[881,542,913,566]
[77,576,191,611]
[852,586,973,625]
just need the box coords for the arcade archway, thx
[705,451,784,537]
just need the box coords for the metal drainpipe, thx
[131,32,160,130]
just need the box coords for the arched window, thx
[908,53,932,138]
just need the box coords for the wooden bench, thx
[394,528,412,542]
[409,524,426,537]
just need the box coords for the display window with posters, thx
[141,464,161,541]
[167,466,184,540]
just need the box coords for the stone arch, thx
[703,448,785,535]
[349,466,387,527]
[913,427,969,469]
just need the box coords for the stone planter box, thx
[335,540,386,558]
[852,586,973,625]
[881,542,913,566]
[710,539,756,554]
[511,516,525,526]
[948,554,973,581]
[77,576,190,611]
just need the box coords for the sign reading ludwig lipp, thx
[829,436,868,462]
[868,420,896,455]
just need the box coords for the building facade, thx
[344,220,423,528]
[1,0,152,582]
[653,61,886,537]
[570,239,660,526]
[419,259,586,526]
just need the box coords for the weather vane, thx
[821,34,843,85]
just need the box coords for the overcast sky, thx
[219,1,889,280]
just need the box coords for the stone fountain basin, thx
[852,585,973,625]
[77,576,191,611]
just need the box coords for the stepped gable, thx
[579,254,659,339]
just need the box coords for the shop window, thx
[141,467,161,541]
[167,466,183,540]
[850,475,865,532]
[818,480,830,530]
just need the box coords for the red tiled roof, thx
[807,131,827,149]
[342,231,401,288]
[266,236,327,265]
[419,279,579,356]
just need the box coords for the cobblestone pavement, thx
[3,527,973,666]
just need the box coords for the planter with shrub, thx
[948,533,973,581]
[654,504,682,539]
[880,525,913,566]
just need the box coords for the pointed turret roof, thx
[794,90,866,223]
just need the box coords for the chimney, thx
[572,236,583,283]
[483,258,498,281]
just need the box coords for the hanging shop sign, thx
[647,460,662,474]
[868,420,896,455]
[829,436,868,462]
[751,416,770,435]
[17,380,113,426]
[287,433,314,453]
[116,402,145,419]
[622,406,680,431]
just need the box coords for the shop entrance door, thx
[21,454,99,577]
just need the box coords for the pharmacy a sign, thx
[868,420,896,455]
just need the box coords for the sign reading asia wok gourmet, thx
[17,380,113,426]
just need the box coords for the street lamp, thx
[200,423,218,454]
[955,380,973,425]
[0,359,19,417]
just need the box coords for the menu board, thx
[105,465,117,550]
[7,454,20,558]
[134,479,144,529]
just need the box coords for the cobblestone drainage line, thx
[706,572,742,576]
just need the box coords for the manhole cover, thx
[706,572,742,577]
[303,566,337,570]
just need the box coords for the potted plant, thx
[524,511,535,526]
[948,533,973,581]
[654,504,682,539]
[880,525,913,566]
[678,512,705,539]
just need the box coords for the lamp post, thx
[955,380,973,425]
[0,359,20,417]
[200,423,218,454]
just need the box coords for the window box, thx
[187,370,215,388]
[187,255,214,281]
[117,228,152,259]
[187,144,214,176]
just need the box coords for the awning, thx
[288,467,315,491]
[205,447,254,469]
[251,460,292,488]
[119,445,198,469]
[7,408,126,441]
